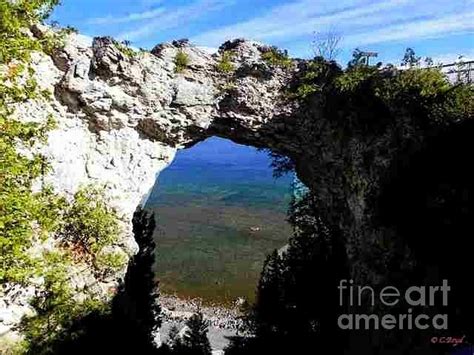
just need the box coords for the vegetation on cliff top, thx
[261,46,293,69]
[216,50,236,74]
[290,48,473,124]
[174,50,190,73]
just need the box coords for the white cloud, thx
[344,12,474,46]
[87,8,166,25]
[85,0,473,53]
[191,0,473,49]
[191,0,410,46]
[117,0,235,42]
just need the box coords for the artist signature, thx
[431,335,467,346]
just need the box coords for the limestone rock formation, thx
[1,29,297,342]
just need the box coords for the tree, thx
[312,30,341,61]
[226,193,349,354]
[401,47,421,67]
[113,207,162,345]
[348,48,366,67]
[181,311,212,355]
[44,208,162,355]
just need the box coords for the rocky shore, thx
[158,295,247,352]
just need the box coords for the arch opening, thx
[145,136,295,306]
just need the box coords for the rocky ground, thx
[158,295,247,353]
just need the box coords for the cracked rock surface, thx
[1,31,299,342]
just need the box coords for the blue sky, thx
[51,0,473,64]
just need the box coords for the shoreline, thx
[158,294,248,352]
[159,294,246,331]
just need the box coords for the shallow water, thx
[146,137,293,304]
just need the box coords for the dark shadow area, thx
[377,119,474,353]
[225,192,350,354]
[39,208,162,355]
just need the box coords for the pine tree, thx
[226,192,348,354]
[181,311,212,355]
[108,207,162,350]
[252,250,285,337]
[48,207,162,354]
[165,325,185,353]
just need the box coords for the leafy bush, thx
[216,50,235,74]
[335,65,379,92]
[19,251,108,355]
[18,210,161,355]
[291,58,342,99]
[0,0,67,286]
[113,39,137,58]
[14,185,123,353]
[96,250,127,272]
[60,186,120,255]
[261,46,292,69]
[174,50,190,73]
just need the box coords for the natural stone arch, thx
[6,26,472,349]
[31,28,471,286]
[35,32,301,252]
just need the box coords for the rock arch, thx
[31,29,472,285]
[6,27,472,348]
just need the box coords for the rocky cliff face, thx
[31,31,297,221]
[1,29,298,341]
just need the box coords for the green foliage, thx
[261,46,292,69]
[60,186,120,255]
[19,251,108,355]
[113,39,137,58]
[56,185,126,280]
[0,0,67,286]
[20,210,162,355]
[226,193,347,354]
[291,58,342,99]
[95,250,127,273]
[182,311,212,355]
[0,2,123,353]
[10,185,123,354]
[293,83,318,99]
[174,50,190,73]
[377,67,450,100]
[216,50,235,74]
[290,48,469,130]
[347,48,366,67]
[401,47,421,67]
[217,81,237,96]
[369,66,456,126]
[433,84,474,122]
[0,0,59,63]
[335,65,379,92]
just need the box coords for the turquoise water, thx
[146,137,293,304]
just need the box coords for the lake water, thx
[145,137,293,304]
